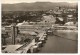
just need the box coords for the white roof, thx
[29,32,37,35]
[67,17,73,19]
[3,45,22,53]
[5,25,12,27]
[20,31,36,35]
[30,22,35,23]
[66,26,77,29]
[42,15,56,23]
[54,25,77,29]
[16,23,23,26]
[54,11,62,14]
[2,27,5,30]
[22,21,29,25]
[65,22,74,26]
[67,15,73,17]
[58,17,63,21]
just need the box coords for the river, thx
[39,34,78,53]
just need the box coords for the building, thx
[67,14,75,23]
[2,45,22,53]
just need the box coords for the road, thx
[39,35,78,53]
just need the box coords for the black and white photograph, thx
[1,0,78,53]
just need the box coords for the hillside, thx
[2,2,77,11]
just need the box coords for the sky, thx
[2,0,78,4]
